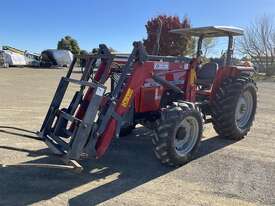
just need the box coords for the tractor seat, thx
[197,62,218,86]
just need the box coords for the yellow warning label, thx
[121,88,133,108]
[189,67,197,84]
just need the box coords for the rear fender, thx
[210,66,255,102]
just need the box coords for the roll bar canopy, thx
[170,26,244,38]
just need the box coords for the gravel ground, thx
[0,68,274,206]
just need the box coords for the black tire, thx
[152,103,203,166]
[212,75,257,140]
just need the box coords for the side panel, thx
[136,62,188,113]
[139,86,163,112]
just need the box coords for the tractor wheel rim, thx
[174,116,199,156]
[235,90,254,130]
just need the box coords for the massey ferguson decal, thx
[154,62,169,70]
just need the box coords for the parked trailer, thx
[1,46,40,67]
[1,50,26,67]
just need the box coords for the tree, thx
[143,15,193,56]
[57,36,81,55]
[239,15,275,76]
[90,47,116,54]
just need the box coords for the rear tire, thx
[152,104,203,166]
[212,75,257,140]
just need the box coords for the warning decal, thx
[121,88,133,108]
[95,87,105,96]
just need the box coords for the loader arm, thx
[95,60,153,157]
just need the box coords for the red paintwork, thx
[139,87,161,112]
[136,62,187,112]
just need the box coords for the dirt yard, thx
[0,68,274,206]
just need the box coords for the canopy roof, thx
[170,26,244,37]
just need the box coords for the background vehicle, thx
[40,49,73,67]
[1,46,26,67]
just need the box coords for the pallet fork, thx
[37,42,146,169]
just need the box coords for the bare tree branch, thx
[239,15,275,76]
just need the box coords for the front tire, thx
[212,75,257,140]
[153,104,203,166]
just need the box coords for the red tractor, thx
[38,26,257,169]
